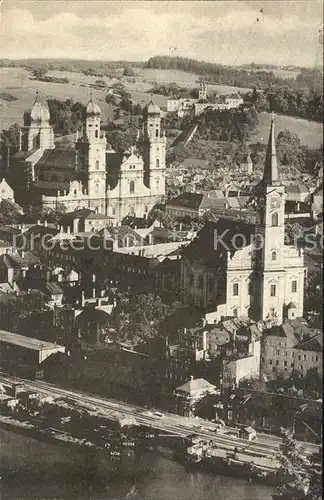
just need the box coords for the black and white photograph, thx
[0,1,323,499]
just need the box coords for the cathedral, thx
[181,115,305,326]
[12,95,166,222]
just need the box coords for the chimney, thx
[44,220,48,228]
[37,220,41,226]
[148,233,153,245]
[190,375,194,381]
[92,274,96,283]
[202,330,207,351]
[183,327,187,334]
[81,291,85,307]
[202,318,207,327]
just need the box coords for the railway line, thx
[0,372,319,459]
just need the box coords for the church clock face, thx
[270,197,280,210]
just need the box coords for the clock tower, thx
[254,114,287,324]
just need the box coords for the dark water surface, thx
[0,428,275,499]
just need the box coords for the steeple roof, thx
[86,97,101,116]
[24,92,50,125]
[262,113,278,185]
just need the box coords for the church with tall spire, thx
[181,115,305,326]
[11,95,166,222]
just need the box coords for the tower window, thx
[271,212,279,226]
[155,129,159,137]
[271,251,277,261]
[129,181,135,194]
[291,280,297,293]
[270,284,276,297]
[95,160,99,170]
[95,130,99,138]
[156,159,160,168]
[233,283,239,296]
[248,282,253,295]
[112,207,116,216]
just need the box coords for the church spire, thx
[263,112,278,185]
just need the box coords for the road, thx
[0,372,320,460]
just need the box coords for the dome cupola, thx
[24,92,50,126]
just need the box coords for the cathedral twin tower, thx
[17,94,166,222]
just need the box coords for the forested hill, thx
[145,56,323,92]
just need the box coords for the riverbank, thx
[0,427,275,500]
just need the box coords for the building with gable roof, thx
[11,95,166,223]
[180,115,305,325]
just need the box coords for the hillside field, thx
[1,67,322,150]
[253,112,323,149]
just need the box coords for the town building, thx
[261,319,322,379]
[174,376,217,416]
[0,178,14,203]
[11,95,166,223]
[180,115,305,325]
[0,329,66,367]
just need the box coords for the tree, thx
[0,199,22,224]
[147,208,175,229]
[123,66,135,77]
[276,130,306,170]
[276,428,322,499]
[115,293,174,343]
[303,368,322,398]
[0,290,48,335]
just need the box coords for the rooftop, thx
[0,329,65,352]
[175,377,216,396]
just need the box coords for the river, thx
[0,428,275,499]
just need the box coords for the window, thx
[269,359,272,365]
[95,130,98,138]
[292,352,295,358]
[248,282,253,295]
[95,160,99,170]
[299,366,303,371]
[112,207,116,216]
[315,356,319,362]
[144,205,148,213]
[129,181,135,194]
[155,129,159,137]
[270,284,276,297]
[233,283,239,296]
[270,308,275,316]
[291,280,297,293]
[271,251,277,261]
[276,360,279,365]
[284,351,287,357]
[303,354,307,361]
[271,212,279,226]
[156,159,160,168]
[233,308,238,317]
[276,349,280,355]
[291,363,295,368]
[284,361,287,367]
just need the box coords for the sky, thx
[0,1,323,67]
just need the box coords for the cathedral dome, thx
[143,100,161,117]
[86,98,101,116]
[24,94,50,125]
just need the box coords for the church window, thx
[74,190,77,196]
[144,205,148,213]
[155,129,159,137]
[270,285,276,297]
[271,212,279,226]
[95,130,99,138]
[156,179,160,190]
[130,181,135,194]
[233,308,238,317]
[248,282,253,295]
[156,159,160,168]
[271,251,277,261]
[95,160,99,170]
[233,283,239,296]
[291,280,297,293]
